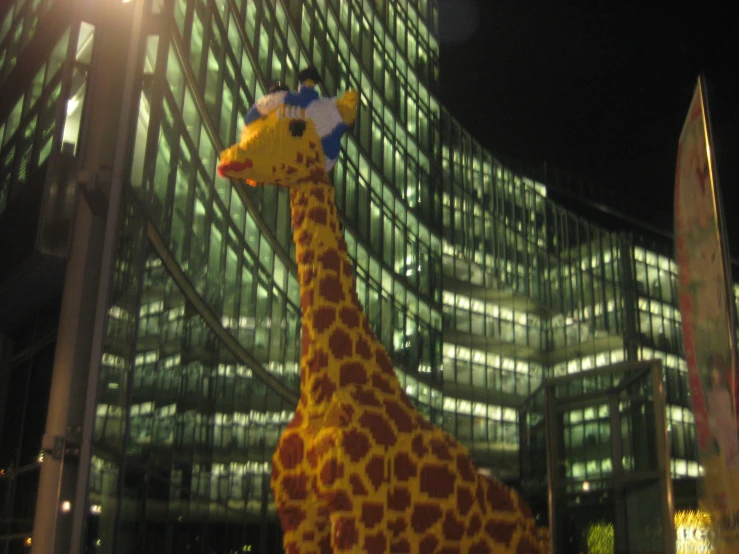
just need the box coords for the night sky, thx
[437,1,739,262]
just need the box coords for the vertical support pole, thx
[30,189,106,554]
[610,393,627,553]
[519,399,529,487]
[651,360,676,554]
[30,0,146,552]
[69,0,147,549]
[544,386,558,554]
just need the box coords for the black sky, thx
[438,1,739,259]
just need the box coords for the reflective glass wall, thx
[438,111,629,480]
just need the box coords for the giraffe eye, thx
[289,120,306,137]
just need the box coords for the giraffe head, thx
[218,68,357,187]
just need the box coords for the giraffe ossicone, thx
[218,70,546,554]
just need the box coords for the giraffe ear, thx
[337,90,358,126]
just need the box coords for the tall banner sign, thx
[675,77,739,552]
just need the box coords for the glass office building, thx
[0,0,737,552]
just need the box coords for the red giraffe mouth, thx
[217,158,253,177]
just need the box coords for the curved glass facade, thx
[1,0,738,552]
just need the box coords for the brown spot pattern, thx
[412,434,428,457]
[309,186,325,201]
[318,537,331,554]
[292,209,305,228]
[349,473,368,495]
[299,266,316,286]
[334,517,358,549]
[469,540,491,554]
[467,513,482,536]
[371,373,394,394]
[313,305,336,332]
[319,458,343,486]
[325,490,353,512]
[365,456,385,490]
[486,520,517,546]
[342,260,353,276]
[384,399,415,432]
[356,335,372,359]
[296,248,313,264]
[457,453,477,482]
[352,388,381,407]
[278,434,304,469]
[308,206,327,225]
[476,480,488,514]
[420,535,439,554]
[388,517,407,536]
[301,322,311,350]
[375,348,394,374]
[387,487,411,511]
[430,438,453,461]
[457,485,474,515]
[278,505,306,532]
[317,249,341,273]
[364,531,386,554]
[339,361,367,386]
[286,409,303,429]
[486,479,515,512]
[310,374,335,404]
[308,349,328,375]
[420,464,456,498]
[361,502,384,528]
[342,429,371,462]
[282,473,309,500]
[411,503,443,533]
[394,452,417,481]
[443,511,465,540]
[390,539,411,553]
[516,536,540,554]
[327,400,353,426]
[297,229,312,246]
[318,275,344,303]
[359,412,397,447]
[300,291,313,313]
[339,306,360,327]
[328,328,353,359]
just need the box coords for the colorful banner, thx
[675,77,739,552]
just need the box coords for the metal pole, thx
[651,360,675,554]
[609,392,627,553]
[544,386,558,554]
[69,0,147,552]
[30,184,105,554]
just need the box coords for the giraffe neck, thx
[289,182,401,412]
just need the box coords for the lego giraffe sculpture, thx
[218,70,545,554]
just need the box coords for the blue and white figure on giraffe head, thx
[218,67,357,185]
